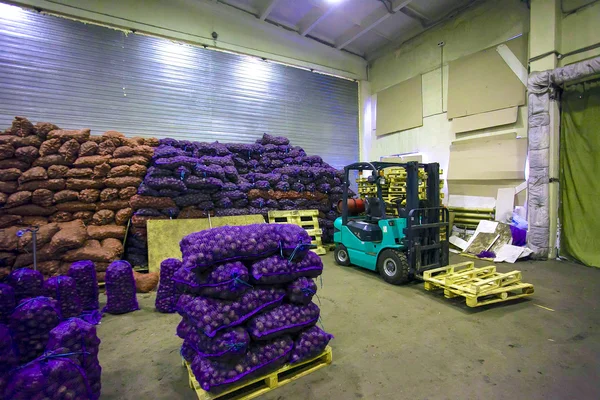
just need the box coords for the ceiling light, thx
[326,0,344,4]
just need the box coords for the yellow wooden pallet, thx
[422,262,534,307]
[267,210,327,255]
[184,346,333,400]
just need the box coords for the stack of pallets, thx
[422,261,534,307]
[448,207,495,231]
[268,210,327,255]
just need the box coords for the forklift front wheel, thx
[377,249,410,285]
[334,244,351,266]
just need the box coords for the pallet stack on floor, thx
[356,168,444,218]
[422,261,535,307]
[268,210,327,255]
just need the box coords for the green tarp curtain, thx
[560,80,600,268]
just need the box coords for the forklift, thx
[333,161,449,285]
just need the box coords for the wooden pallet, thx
[267,210,327,255]
[184,346,333,400]
[422,262,534,307]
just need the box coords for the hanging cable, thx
[378,0,396,14]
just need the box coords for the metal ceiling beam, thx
[298,4,338,36]
[258,0,280,21]
[334,0,414,50]
[400,4,431,26]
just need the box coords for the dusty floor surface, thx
[97,254,600,399]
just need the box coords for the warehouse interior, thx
[0,0,599,399]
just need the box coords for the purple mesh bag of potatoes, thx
[46,318,102,399]
[250,251,323,284]
[178,287,285,337]
[43,276,83,318]
[247,302,320,341]
[102,260,139,315]
[190,335,293,392]
[290,325,333,364]
[68,260,99,311]
[0,284,16,323]
[9,296,60,363]
[155,258,182,313]
[7,268,43,303]
[286,277,317,305]
[4,353,94,400]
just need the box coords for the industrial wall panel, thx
[0,4,358,169]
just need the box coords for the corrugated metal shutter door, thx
[0,5,358,169]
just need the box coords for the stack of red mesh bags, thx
[0,116,157,282]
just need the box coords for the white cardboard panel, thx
[376,75,423,136]
[447,35,528,119]
[452,107,518,134]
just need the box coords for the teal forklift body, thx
[333,217,406,271]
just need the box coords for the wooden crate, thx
[184,346,333,400]
[267,210,326,255]
[423,262,534,307]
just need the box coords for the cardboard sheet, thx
[376,74,423,136]
[447,195,496,210]
[495,187,516,222]
[451,107,519,134]
[465,232,499,254]
[448,136,527,181]
[494,244,525,263]
[447,35,528,119]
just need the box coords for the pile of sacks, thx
[0,262,102,399]
[158,223,333,393]
[0,117,157,281]
[126,134,345,266]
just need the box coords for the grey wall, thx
[0,5,359,169]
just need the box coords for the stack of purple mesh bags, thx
[168,223,333,393]
[0,261,102,399]
[125,133,347,267]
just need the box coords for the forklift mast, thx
[341,161,449,276]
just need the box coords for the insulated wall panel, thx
[0,4,358,169]
[447,35,528,119]
[376,75,423,136]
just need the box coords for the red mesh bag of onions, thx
[102,260,139,315]
[4,352,94,400]
[247,302,320,341]
[191,335,294,393]
[155,258,182,313]
[185,326,249,362]
[250,251,323,284]
[7,268,44,303]
[68,260,99,311]
[289,325,333,364]
[286,277,317,305]
[9,296,61,363]
[0,283,16,323]
[180,224,312,271]
[43,276,83,319]
[46,318,102,399]
[178,288,285,337]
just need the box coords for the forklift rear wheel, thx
[377,249,410,285]
[334,244,351,266]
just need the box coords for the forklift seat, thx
[365,197,383,221]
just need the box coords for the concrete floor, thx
[97,254,600,399]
